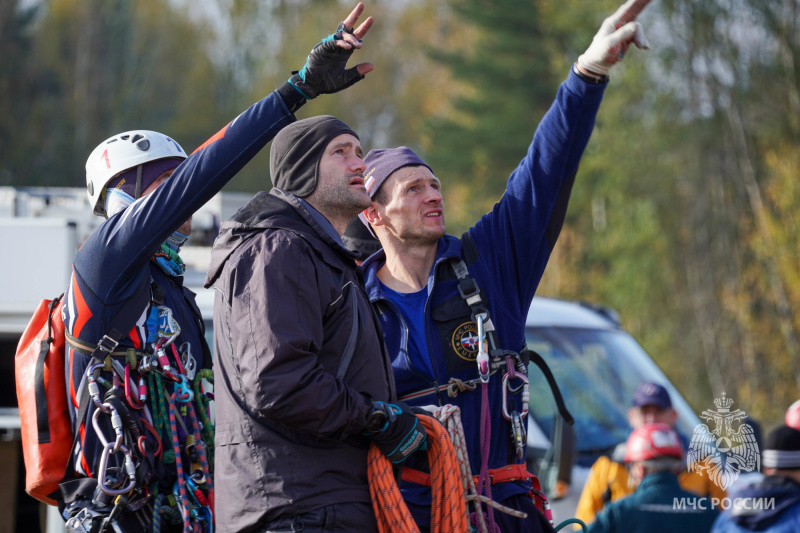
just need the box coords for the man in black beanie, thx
[712,424,800,532]
[205,115,427,530]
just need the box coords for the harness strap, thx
[448,254,574,427]
[66,331,148,359]
[62,276,158,498]
[402,463,537,488]
[88,276,153,362]
[525,349,574,426]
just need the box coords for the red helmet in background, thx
[624,423,683,462]
[786,400,800,430]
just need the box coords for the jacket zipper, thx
[378,297,438,392]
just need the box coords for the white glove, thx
[577,0,652,77]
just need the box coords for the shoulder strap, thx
[88,276,153,362]
[460,231,480,267]
[454,233,575,426]
[34,294,64,443]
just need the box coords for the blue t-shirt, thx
[380,282,433,377]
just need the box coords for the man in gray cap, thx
[205,119,426,531]
[357,1,655,530]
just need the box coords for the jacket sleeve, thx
[678,470,727,500]
[467,69,606,319]
[575,455,614,525]
[586,505,617,533]
[229,234,372,440]
[74,91,295,306]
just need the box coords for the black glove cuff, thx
[277,81,307,114]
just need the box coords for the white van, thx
[524,297,701,523]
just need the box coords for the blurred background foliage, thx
[2,0,800,430]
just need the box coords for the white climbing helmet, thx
[85,130,188,217]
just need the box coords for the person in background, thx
[587,423,719,533]
[712,424,800,533]
[576,381,727,525]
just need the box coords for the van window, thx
[526,326,697,464]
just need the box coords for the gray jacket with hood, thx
[204,188,396,532]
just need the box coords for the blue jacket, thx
[361,69,606,508]
[712,476,800,533]
[588,472,719,533]
[63,92,294,492]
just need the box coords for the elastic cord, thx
[277,81,307,114]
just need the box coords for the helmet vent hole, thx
[136,139,150,151]
[121,135,130,140]
[107,139,118,144]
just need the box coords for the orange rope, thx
[368,414,469,533]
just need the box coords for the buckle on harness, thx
[96,335,120,354]
[457,277,481,306]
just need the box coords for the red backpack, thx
[15,295,71,505]
[15,279,152,506]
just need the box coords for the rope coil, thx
[368,414,468,533]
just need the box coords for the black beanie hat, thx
[763,425,800,469]
[269,115,359,198]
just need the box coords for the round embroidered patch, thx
[452,321,480,361]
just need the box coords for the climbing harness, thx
[395,252,571,530]
[63,279,214,533]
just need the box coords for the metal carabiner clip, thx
[509,410,527,460]
[97,442,136,496]
[476,315,490,383]
[92,402,125,453]
[86,363,111,412]
[501,372,529,420]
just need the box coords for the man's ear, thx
[363,204,383,227]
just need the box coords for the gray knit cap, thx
[269,115,359,198]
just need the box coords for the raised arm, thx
[468,0,654,317]
[75,3,376,305]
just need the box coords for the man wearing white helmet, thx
[59,4,374,532]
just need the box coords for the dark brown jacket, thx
[204,190,395,532]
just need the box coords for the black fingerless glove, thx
[288,22,366,100]
[364,401,427,463]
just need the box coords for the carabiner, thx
[139,417,163,458]
[509,410,527,460]
[87,363,111,412]
[476,315,490,383]
[97,442,136,496]
[92,402,125,452]
[501,372,529,420]
[124,364,146,410]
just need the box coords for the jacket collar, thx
[270,189,356,258]
[204,189,358,287]
[361,234,463,302]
